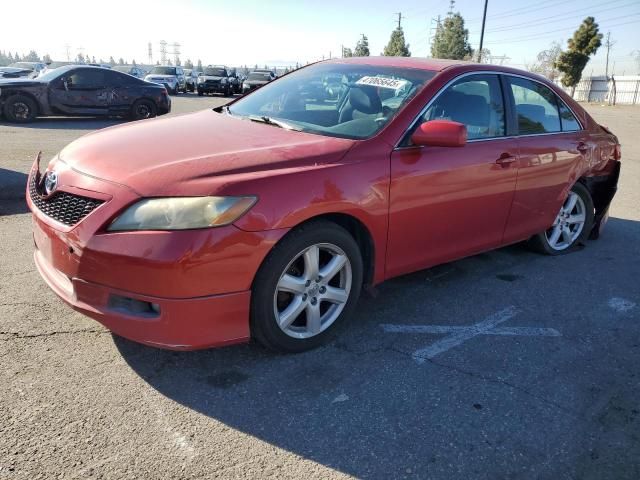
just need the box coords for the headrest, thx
[349,86,382,114]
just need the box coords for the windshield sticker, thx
[356,76,409,89]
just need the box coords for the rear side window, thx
[508,77,561,135]
[421,74,505,140]
[558,100,581,131]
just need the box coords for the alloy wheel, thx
[545,191,586,251]
[273,243,352,339]
[12,102,30,121]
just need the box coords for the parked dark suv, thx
[196,66,239,96]
[0,65,171,123]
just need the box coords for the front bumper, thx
[27,160,289,350]
[197,83,227,93]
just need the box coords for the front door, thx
[48,68,110,115]
[387,73,519,278]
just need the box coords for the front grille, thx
[29,174,104,227]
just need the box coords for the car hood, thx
[58,109,354,197]
[245,80,269,85]
[0,78,42,86]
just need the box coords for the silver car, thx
[144,65,186,95]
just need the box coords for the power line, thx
[485,0,639,33]
[483,14,639,44]
[604,32,617,78]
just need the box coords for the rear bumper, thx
[34,248,251,350]
[585,160,621,239]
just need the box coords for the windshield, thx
[36,67,70,82]
[9,62,34,70]
[247,72,272,81]
[203,67,227,76]
[150,66,176,75]
[229,63,435,140]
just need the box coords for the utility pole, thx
[428,16,441,57]
[148,42,153,65]
[159,40,167,65]
[478,0,489,63]
[448,0,455,16]
[604,32,616,78]
[64,44,71,61]
[394,12,404,29]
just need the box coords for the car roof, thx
[323,56,472,71]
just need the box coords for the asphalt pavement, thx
[1,97,638,479]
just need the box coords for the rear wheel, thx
[130,99,157,121]
[3,95,37,123]
[251,221,363,352]
[529,182,594,255]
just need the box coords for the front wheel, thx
[529,182,594,255]
[3,94,38,123]
[251,221,363,352]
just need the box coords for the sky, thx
[1,0,639,74]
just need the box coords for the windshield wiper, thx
[248,115,301,131]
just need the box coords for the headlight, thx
[197,77,204,83]
[108,196,257,231]
[221,78,228,84]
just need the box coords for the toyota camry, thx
[27,57,621,352]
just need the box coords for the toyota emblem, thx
[44,171,59,195]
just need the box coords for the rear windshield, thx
[230,63,436,140]
[203,67,227,76]
[150,66,176,75]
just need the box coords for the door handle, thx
[495,154,517,167]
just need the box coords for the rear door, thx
[387,73,519,277]
[502,75,589,243]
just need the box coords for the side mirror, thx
[411,120,467,148]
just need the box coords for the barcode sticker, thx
[356,76,408,89]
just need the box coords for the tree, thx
[167,59,173,66]
[342,47,353,58]
[175,57,181,66]
[76,52,85,64]
[528,42,562,81]
[556,17,603,95]
[184,58,193,69]
[118,58,125,65]
[431,12,472,60]
[42,53,52,63]
[354,35,370,57]
[25,50,40,62]
[197,59,203,71]
[108,56,116,66]
[383,27,410,57]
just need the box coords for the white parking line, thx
[381,306,562,363]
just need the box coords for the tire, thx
[529,182,594,255]
[130,99,157,121]
[3,94,38,123]
[251,220,363,353]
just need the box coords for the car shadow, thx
[0,168,28,209]
[0,117,125,130]
[113,217,639,478]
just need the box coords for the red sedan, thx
[27,57,621,352]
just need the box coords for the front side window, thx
[509,77,561,135]
[420,74,505,140]
[67,69,107,88]
[229,63,435,140]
